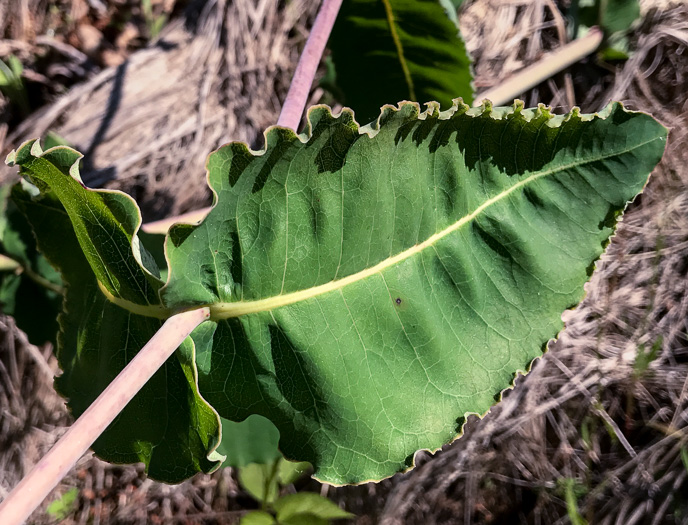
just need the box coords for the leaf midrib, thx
[100,133,660,320]
[381,0,416,101]
[205,133,658,319]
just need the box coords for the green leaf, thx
[239,461,280,505]
[0,183,62,345]
[6,142,164,309]
[161,101,665,484]
[6,100,666,486]
[45,487,79,521]
[328,0,473,123]
[241,511,277,525]
[216,414,282,468]
[599,0,640,35]
[274,493,354,523]
[7,154,221,482]
[574,0,640,37]
[278,459,311,486]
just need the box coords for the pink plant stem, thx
[276,0,343,130]
[0,308,210,525]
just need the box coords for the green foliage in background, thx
[328,0,473,123]
[0,56,30,117]
[45,487,79,522]
[217,414,282,468]
[569,0,641,60]
[0,184,62,346]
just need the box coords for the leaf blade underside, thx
[162,101,665,483]
[5,172,221,483]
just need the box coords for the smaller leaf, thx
[600,0,640,34]
[239,462,280,505]
[43,131,72,150]
[274,493,354,523]
[46,487,79,521]
[328,0,474,123]
[216,414,281,468]
[278,459,312,486]
[241,511,277,525]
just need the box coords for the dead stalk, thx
[473,26,603,107]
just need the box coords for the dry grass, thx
[1,0,320,220]
[1,0,687,524]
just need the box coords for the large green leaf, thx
[6,101,666,486]
[328,0,473,123]
[162,101,665,483]
[6,144,221,483]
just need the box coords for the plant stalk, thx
[0,307,210,525]
[276,0,343,131]
[473,26,603,107]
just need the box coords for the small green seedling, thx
[0,56,30,116]
[239,458,353,525]
[560,478,588,525]
[45,488,78,522]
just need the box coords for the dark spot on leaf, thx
[395,297,402,306]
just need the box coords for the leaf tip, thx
[4,149,16,167]
[30,140,43,157]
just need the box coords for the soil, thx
[1,0,687,523]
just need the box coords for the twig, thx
[474,27,603,107]
[276,0,343,130]
[142,206,212,234]
[0,308,210,525]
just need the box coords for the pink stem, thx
[0,308,210,525]
[277,0,343,130]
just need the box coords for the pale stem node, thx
[0,308,210,525]
[474,26,603,107]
